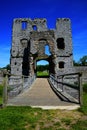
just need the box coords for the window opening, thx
[22,21,27,30]
[45,44,51,56]
[15,62,17,65]
[59,61,64,69]
[56,38,65,49]
[32,25,37,31]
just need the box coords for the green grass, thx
[0,84,87,130]
[37,71,49,77]
[78,83,87,114]
[71,120,87,130]
[0,106,82,130]
[70,83,87,130]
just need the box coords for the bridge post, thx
[3,75,8,107]
[79,73,83,105]
[22,75,24,92]
[62,76,64,92]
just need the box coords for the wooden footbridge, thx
[7,73,82,109]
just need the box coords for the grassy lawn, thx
[70,83,87,130]
[0,106,83,130]
[0,84,87,130]
[78,83,87,115]
[37,71,49,77]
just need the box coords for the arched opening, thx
[45,44,51,56]
[36,60,49,78]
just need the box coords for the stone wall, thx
[74,66,87,84]
[0,70,3,84]
[0,69,7,84]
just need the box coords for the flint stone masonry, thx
[9,18,87,96]
[10,18,73,78]
[0,69,8,84]
[0,70,4,84]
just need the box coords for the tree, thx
[79,56,87,66]
[2,64,11,70]
[73,60,80,66]
[37,64,49,71]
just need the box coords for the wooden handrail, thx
[50,75,79,90]
[50,72,82,78]
[49,73,82,104]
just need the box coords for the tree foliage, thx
[37,64,49,71]
[0,64,11,70]
[79,56,87,66]
[73,60,80,66]
[73,55,87,66]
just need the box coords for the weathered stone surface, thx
[0,69,7,84]
[9,17,87,94]
[10,18,73,79]
[0,70,4,84]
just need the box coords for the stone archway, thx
[29,31,56,76]
[36,60,49,77]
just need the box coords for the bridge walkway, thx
[7,78,79,109]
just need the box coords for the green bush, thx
[83,83,87,93]
[78,83,87,114]
[0,85,3,104]
[0,85,3,96]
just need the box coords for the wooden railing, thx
[2,73,36,107]
[49,73,82,105]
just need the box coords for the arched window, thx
[45,44,51,56]
[59,61,64,69]
[56,38,65,49]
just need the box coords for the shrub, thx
[83,83,87,93]
[0,85,3,96]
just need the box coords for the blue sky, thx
[0,0,87,67]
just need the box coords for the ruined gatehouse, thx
[9,18,78,96]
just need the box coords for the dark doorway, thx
[22,41,30,76]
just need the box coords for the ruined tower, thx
[9,18,74,88]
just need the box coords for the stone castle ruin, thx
[10,18,73,76]
[9,18,87,96]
